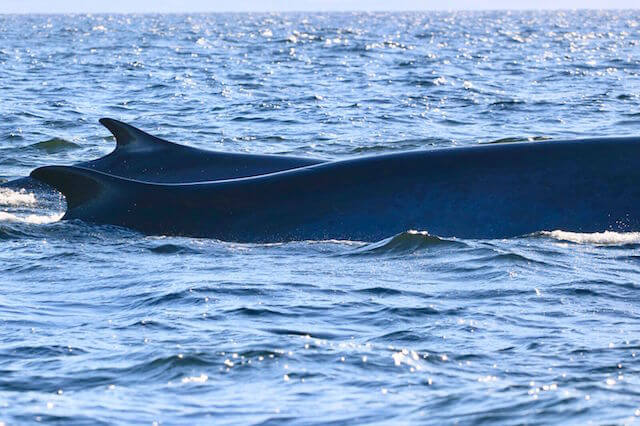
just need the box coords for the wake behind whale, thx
[29,131,640,242]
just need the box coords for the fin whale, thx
[31,136,640,242]
[2,118,324,190]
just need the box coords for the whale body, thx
[31,136,640,242]
[2,118,324,190]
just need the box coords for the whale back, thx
[30,137,640,242]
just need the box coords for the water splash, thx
[0,188,37,207]
[0,211,63,224]
[0,187,62,224]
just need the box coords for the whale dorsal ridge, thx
[99,118,175,153]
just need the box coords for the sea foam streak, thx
[543,230,640,245]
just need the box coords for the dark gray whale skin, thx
[31,136,640,242]
[2,118,323,190]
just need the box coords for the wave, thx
[480,135,551,144]
[615,119,640,127]
[148,243,201,255]
[349,144,420,154]
[0,211,62,224]
[347,230,464,255]
[347,229,640,255]
[0,188,37,207]
[541,230,640,245]
[0,184,64,227]
[23,137,81,154]
[490,99,526,107]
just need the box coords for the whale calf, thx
[2,118,324,190]
[31,136,640,242]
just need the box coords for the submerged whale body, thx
[31,136,640,242]
[2,118,323,190]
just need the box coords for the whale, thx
[30,136,640,242]
[2,118,324,191]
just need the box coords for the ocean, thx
[1,10,640,424]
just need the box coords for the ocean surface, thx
[1,10,640,424]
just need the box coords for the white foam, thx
[0,188,37,207]
[543,230,640,245]
[0,211,63,224]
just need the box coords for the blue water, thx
[1,10,640,424]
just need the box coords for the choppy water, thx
[1,10,640,424]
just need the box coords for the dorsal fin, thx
[99,118,175,153]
